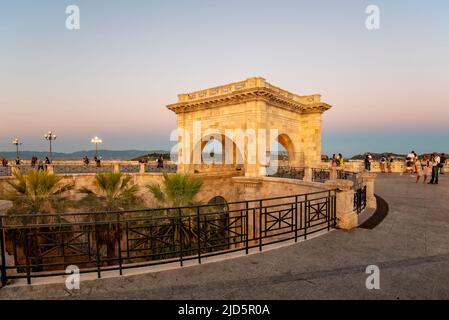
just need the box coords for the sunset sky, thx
[1,0,448,156]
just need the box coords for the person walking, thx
[414,156,423,183]
[331,154,337,168]
[417,154,431,184]
[428,152,441,184]
[406,150,416,174]
[37,158,44,171]
[157,155,164,168]
[380,155,387,173]
[338,153,344,169]
[364,154,370,171]
[31,156,37,168]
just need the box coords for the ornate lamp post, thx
[91,136,103,157]
[12,138,22,159]
[44,131,57,162]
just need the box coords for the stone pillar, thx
[330,168,337,180]
[113,163,120,173]
[304,167,312,182]
[139,163,146,174]
[360,172,377,209]
[11,166,19,175]
[324,179,357,230]
[47,164,54,174]
[232,177,263,248]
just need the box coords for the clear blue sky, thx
[1,0,448,156]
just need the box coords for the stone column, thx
[330,168,337,180]
[324,180,357,230]
[11,166,20,175]
[139,163,146,174]
[360,172,377,209]
[304,167,312,182]
[113,163,120,173]
[47,164,54,174]
[232,177,263,249]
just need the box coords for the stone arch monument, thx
[167,77,332,177]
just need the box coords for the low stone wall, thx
[0,171,243,209]
[320,160,449,173]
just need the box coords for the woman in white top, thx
[417,154,431,184]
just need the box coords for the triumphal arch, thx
[167,77,332,177]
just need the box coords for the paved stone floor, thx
[1,173,448,299]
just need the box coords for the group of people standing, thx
[330,153,345,168]
[364,152,395,172]
[83,155,102,167]
[30,156,51,171]
[406,151,446,185]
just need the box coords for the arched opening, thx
[269,133,301,178]
[192,134,245,172]
[204,196,230,252]
[202,138,223,164]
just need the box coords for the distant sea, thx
[0,150,169,160]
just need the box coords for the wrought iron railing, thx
[0,190,336,285]
[145,164,177,173]
[0,166,11,177]
[354,185,367,214]
[312,168,331,183]
[53,165,114,174]
[268,166,305,180]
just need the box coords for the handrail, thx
[0,189,337,285]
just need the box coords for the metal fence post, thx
[259,200,263,252]
[304,194,308,240]
[196,206,201,264]
[294,196,298,242]
[245,201,249,255]
[116,213,123,276]
[0,216,7,286]
[179,208,184,267]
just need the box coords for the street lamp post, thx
[12,138,22,159]
[91,136,103,157]
[44,131,57,162]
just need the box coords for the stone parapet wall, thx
[319,160,449,173]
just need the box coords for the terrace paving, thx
[1,173,449,299]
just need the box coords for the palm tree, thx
[147,172,203,208]
[6,169,74,218]
[79,171,142,261]
[147,172,204,254]
[79,171,141,211]
[5,169,74,271]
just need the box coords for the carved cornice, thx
[167,77,332,115]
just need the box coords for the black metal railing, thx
[268,166,305,180]
[354,185,367,214]
[312,168,331,183]
[145,164,177,173]
[0,189,336,285]
[53,165,114,174]
[0,166,11,177]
